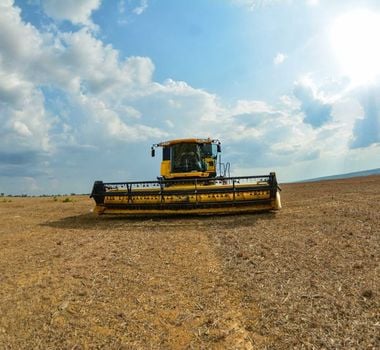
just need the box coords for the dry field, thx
[0,176,379,349]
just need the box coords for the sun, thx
[330,9,380,86]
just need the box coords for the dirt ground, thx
[0,176,379,349]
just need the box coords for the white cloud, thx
[233,0,269,11]
[273,52,287,65]
[0,1,42,67]
[0,0,162,179]
[0,71,34,108]
[350,85,380,149]
[0,68,51,155]
[232,0,289,11]
[73,93,167,142]
[133,0,148,15]
[293,78,333,128]
[12,121,32,137]
[40,0,101,27]
[117,0,148,25]
[234,100,275,114]
[232,0,318,11]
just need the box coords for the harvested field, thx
[0,175,379,349]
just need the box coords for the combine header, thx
[90,138,281,215]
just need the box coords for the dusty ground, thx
[0,176,379,349]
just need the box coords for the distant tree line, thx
[0,193,90,197]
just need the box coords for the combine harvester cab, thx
[90,138,281,216]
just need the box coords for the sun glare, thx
[330,10,380,86]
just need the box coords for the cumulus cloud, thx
[185,94,320,174]
[0,71,34,108]
[73,93,167,142]
[0,70,51,155]
[293,78,333,128]
[40,0,101,27]
[351,86,380,149]
[0,1,162,185]
[12,121,32,137]
[0,2,161,138]
[0,2,42,69]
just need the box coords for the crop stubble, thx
[0,176,379,349]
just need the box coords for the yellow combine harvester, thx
[90,138,281,215]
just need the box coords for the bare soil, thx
[0,176,379,349]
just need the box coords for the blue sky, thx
[1,0,380,194]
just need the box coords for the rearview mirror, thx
[217,144,221,153]
[151,147,155,157]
